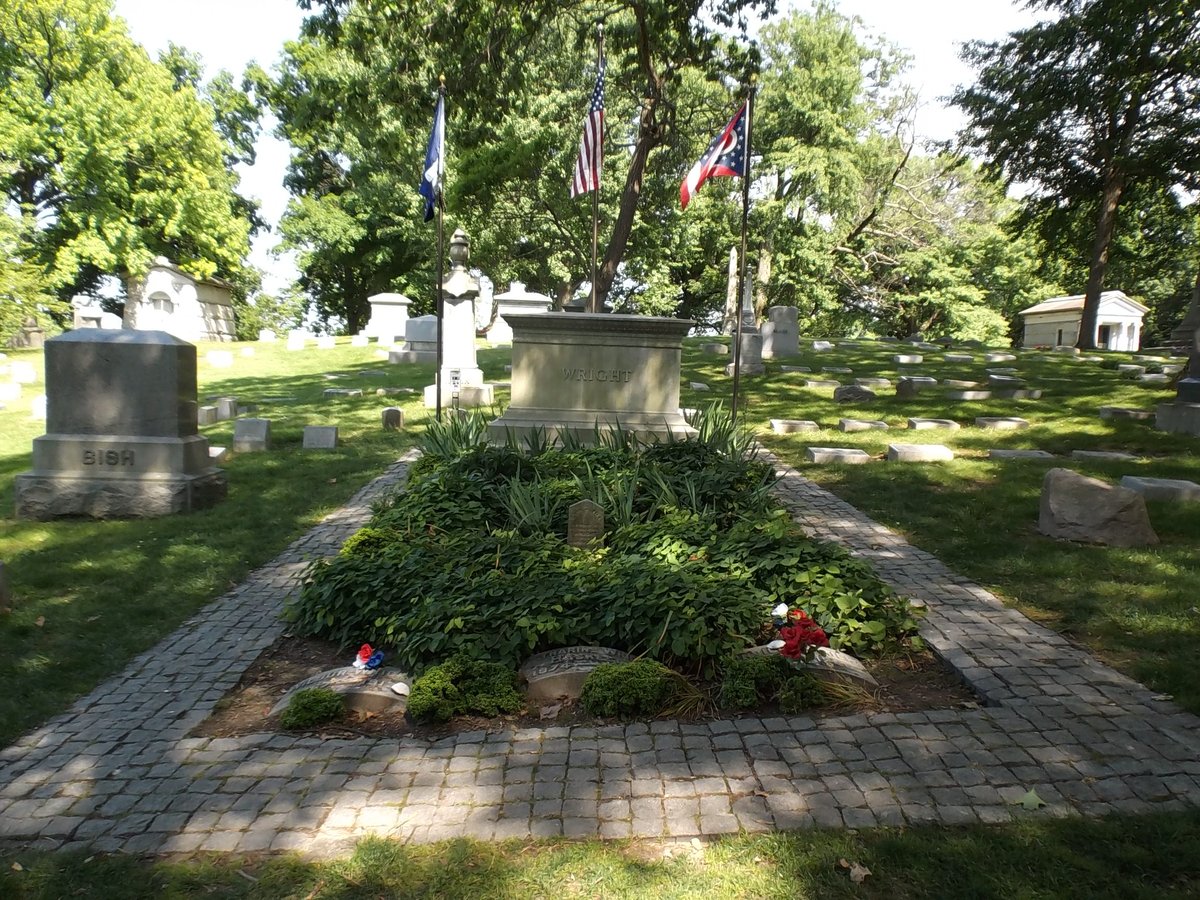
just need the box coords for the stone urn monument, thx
[422,229,493,409]
[14,330,227,519]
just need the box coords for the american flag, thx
[570,58,605,198]
[680,101,748,209]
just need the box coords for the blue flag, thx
[419,94,445,222]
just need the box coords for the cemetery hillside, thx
[2,0,1199,896]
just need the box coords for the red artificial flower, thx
[778,613,829,660]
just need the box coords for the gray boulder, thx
[1038,468,1158,547]
[833,384,876,403]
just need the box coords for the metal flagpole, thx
[435,76,446,422]
[590,24,604,314]
[730,81,755,420]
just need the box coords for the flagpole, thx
[589,24,603,314]
[435,75,446,422]
[731,80,755,421]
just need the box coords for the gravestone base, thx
[15,469,226,519]
[388,346,438,365]
[1156,401,1200,436]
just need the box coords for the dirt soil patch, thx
[193,636,978,741]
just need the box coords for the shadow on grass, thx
[2,812,1199,899]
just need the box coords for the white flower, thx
[771,603,789,618]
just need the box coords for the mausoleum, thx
[1018,291,1146,351]
[123,257,237,342]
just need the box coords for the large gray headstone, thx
[14,330,226,519]
[761,306,799,358]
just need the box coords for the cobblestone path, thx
[1,450,1197,856]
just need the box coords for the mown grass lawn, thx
[3,811,1199,899]
[0,338,516,746]
[675,337,1200,713]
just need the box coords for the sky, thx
[112,0,1038,297]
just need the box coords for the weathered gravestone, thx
[303,425,339,449]
[567,499,605,548]
[1038,467,1158,547]
[382,407,404,430]
[14,330,227,519]
[761,306,799,358]
[233,418,271,452]
[269,667,410,716]
[520,647,632,702]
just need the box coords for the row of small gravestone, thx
[0,358,44,416]
[773,416,1030,435]
[228,408,407,451]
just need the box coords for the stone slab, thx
[689,382,711,392]
[215,397,238,421]
[269,667,410,716]
[811,341,834,351]
[943,354,974,363]
[984,352,1016,363]
[1072,450,1137,461]
[907,418,960,430]
[1098,406,1154,421]
[822,367,852,374]
[946,390,993,401]
[233,418,270,452]
[1039,467,1158,547]
[854,378,891,388]
[520,647,632,702]
[700,343,729,356]
[838,418,888,432]
[771,419,820,434]
[779,366,811,373]
[741,645,878,690]
[323,388,364,399]
[987,374,1026,388]
[14,469,227,519]
[986,367,1019,375]
[942,380,980,389]
[975,417,1030,430]
[804,380,841,389]
[993,389,1043,400]
[1119,476,1200,503]
[893,355,923,364]
[988,449,1054,459]
[805,447,870,464]
[887,443,954,462]
[303,426,339,450]
[208,446,227,464]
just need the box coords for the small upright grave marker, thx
[303,425,339,449]
[567,499,605,548]
[382,407,403,430]
[233,418,271,452]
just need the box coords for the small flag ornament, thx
[420,93,445,222]
[680,102,748,209]
[570,57,606,198]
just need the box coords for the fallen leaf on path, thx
[539,703,562,720]
[1018,788,1046,810]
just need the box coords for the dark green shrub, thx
[279,688,344,729]
[717,654,791,710]
[406,655,523,723]
[580,660,678,717]
[778,674,826,714]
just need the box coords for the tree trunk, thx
[1077,167,1126,350]
[595,103,658,305]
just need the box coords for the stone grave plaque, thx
[269,666,411,716]
[740,645,878,689]
[520,646,632,701]
[233,418,271,452]
[568,499,605,548]
[303,425,339,449]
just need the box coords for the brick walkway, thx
[1,450,1198,857]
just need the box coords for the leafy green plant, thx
[419,409,492,460]
[716,654,791,710]
[279,688,345,729]
[406,655,523,723]
[778,673,826,713]
[580,660,679,717]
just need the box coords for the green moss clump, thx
[778,674,826,714]
[279,687,344,729]
[407,656,523,723]
[716,654,791,710]
[580,660,678,718]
